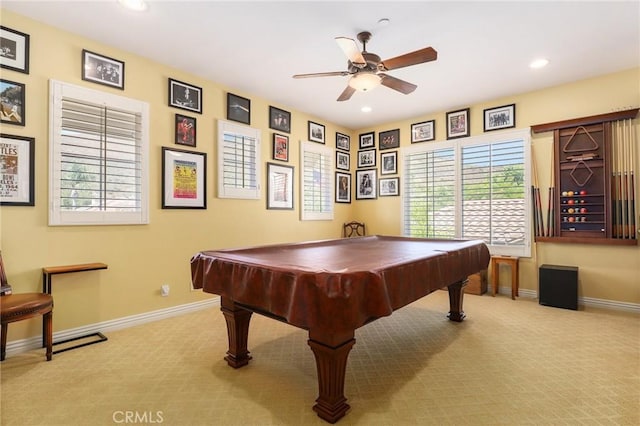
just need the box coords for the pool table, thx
[191,235,490,423]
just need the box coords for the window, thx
[217,119,260,199]
[402,129,531,257]
[49,80,149,226]
[300,141,333,221]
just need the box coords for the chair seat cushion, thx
[1,293,53,323]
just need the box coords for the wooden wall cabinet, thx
[532,108,638,246]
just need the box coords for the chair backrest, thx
[0,252,12,295]
[343,221,365,238]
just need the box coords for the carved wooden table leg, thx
[220,297,253,368]
[447,279,467,322]
[308,338,356,424]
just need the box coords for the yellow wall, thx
[354,68,640,304]
[1,10,638,344]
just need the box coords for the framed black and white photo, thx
[308,121,325,144]
[335,171,351,203]
[380,151,397,175]
[0,133,34,206]
[0,79,25,126]
[379,128,400,150]
[379,177,399,197]
[357,148,376,168]
[484,103,515,132]
[336,151,350,171]
[175,114,196,147]
[411,120,435,143]
[355,169,376,200]
[336,132,350,151]
[82,49,124,90]
[227,93,250,125]
[168,78,202,114]
[269,106,291,133]
[0,26,29,74]
[267,162,294,210]
[161,147,206,209]
[447,108,470,139]
[272,133,289,162]
[359,132,374,148]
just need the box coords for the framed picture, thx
[175,114,196,147]
[0,133,34,206]
[411,120,435,143]
[484,103,516,132]
[380,177,400,197]
[308,121,325,144]
[0,26,30,74]
[336,151,350,171]
[380,151,397,175]
[267,162,294,210]
[357,148,376,168]
[82,49,125,90]
[336,132,350,151]
[0,79,25,126]
[227,93,250,125]
[447,108,470,139]
[335,172,351,203]
[379,128,400,150]
[355,169,377,200]
[272,133,289,162]
[161,147,206,209]
[359,132,374,148]
[168,78,202,114]
[269,106,291,133]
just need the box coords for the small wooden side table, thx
[42,262,108,354]
[490,256,519,300]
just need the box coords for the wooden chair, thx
[1,252,54,361]
[343,221,366,238]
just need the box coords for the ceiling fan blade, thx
[380,47,438,71]
[335,37,366,66]
[293,71,350,79]
[380,73,417,94]
[337,85,356,102]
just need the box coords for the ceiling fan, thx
[293,31,437,101]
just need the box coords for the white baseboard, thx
[498,286,640,313]
[5,297,220,358]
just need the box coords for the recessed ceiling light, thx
[118,0,148,11]
[361,106,372,113]
[378,18,390,27]
[530,58,549,69]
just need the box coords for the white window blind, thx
[49,80,149,226]
[402,129,531,257]
[300,141,333,221]
[217,119,260,199]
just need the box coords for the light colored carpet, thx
[1,291,638,425]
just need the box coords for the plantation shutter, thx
[217,119,260,199]
[49,80,149,226]
[402,129,531,257]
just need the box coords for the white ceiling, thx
[3,1,639,130]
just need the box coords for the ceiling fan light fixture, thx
[348,72,381,92]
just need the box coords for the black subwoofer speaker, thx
[539,264,578,310]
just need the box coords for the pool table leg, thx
[220,297,253,368]
[447,279,468,322]
[308,336,356,424]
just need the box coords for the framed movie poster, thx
[0,133,34,206]
[161,147,206,209]
[175,114,196,147]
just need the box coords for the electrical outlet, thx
[161,284,170,297]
